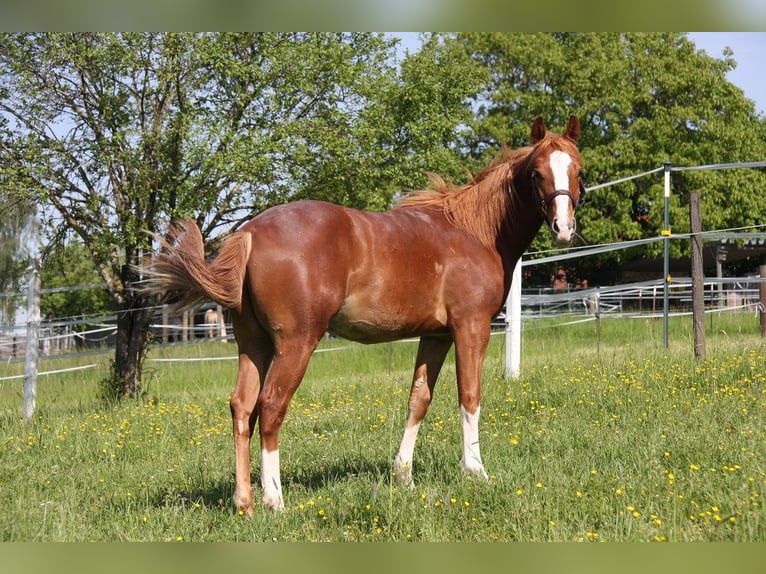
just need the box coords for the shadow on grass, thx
[149,456,395,513]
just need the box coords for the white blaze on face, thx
[549,150,575,243]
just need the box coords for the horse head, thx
[528,115,585,246]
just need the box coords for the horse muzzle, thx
[547,193,577,246]
[550,218,575,246]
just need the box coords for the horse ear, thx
[530,116,546,144]
[564,115,581,143]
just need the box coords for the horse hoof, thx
[392,458,414,487]
[263,493,285,513]
[232,493,254,517]
[463,464,489,481]
[237,505,254,517]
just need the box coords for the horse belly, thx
[328,291,447,344]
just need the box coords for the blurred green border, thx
[2,2,762,571]
[3,542,766,574]
[0,0,763,31]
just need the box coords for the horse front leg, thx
[453,321,491,480]
[393,335,453,486]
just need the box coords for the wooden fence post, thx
[689,190,705,360]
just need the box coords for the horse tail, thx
[141,220,252,313]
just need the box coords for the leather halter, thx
[531,172,587,217]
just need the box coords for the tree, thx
[0,122,37,325]
[0,33,480,398]
[0,200,33,326]
[39,240,113,325]
[448,32,766,275]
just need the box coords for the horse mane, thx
[396,135,579,248]
[396,147,518,248]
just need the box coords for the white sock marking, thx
[460,405,487,477]
[396,421,421,469]
[261,448,284,511]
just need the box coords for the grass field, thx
[0,312,764,541]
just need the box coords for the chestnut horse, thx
[142,116,585,515]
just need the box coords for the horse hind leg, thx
[228,289,275,517]
[393,335,453,486]
[257,339,318,512]
[230,336,273,517]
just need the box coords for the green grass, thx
[0,313,764,541]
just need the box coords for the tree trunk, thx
[114,302,152,398]
[113,265,153,399]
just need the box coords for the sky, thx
[688,32,766,115]
[394,32,766,115]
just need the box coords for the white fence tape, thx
[0,363,97,382]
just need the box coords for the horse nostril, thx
[551,219,560,234]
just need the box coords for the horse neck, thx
[494,162,545,289]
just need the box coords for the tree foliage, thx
[0,32,479,396]
[39,240,113,323]
[449,32,766,274]
[2,32,765,397]
[0,117,36,324]
[0,199,33,325]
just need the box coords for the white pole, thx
[505,259,522,379]
[663,162,671,349]
[22,207,41,422]
[23,259,40,422]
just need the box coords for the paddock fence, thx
[3,160,766,382]
[1,271,763,365]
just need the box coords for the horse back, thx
[239,200,504,343]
